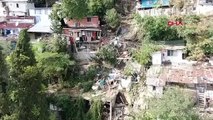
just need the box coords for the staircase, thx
[198,92,205,109]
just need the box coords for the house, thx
[29,7,52,23]
[196,0,213,15]
[151,40,186,65]
[146,64,213,109]
[27,8,52,39]
[136,0,213,16]
[136,0,174,16]
[0,0,35,16]
[63,16,102,45]
[0,16,35,37]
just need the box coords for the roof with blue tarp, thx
[140,0,169,8]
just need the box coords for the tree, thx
[96,45,117,66]
[0,46,10,117]
[87,0,114,17]
[62,0,88,19]
[86,100,103,120]
[141,87,199,120]
[133,42,160,67]
[32,36,74,84]
[49,4,64,33]
[176,15,213,60]
[0,41,12,56]
[36,52,74,84]
[134,14,180,41]
[105,8,120,30]
[8,29,49,120]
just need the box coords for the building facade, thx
[63,16,102,44]
[0,16,35,37]
[0,0,34,16]
[136,0,213,16]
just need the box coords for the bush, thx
[96,45,117,66]
[134,14,180,41]
[133,42,161,66]
[105,8,120,29]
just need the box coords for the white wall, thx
[0,1,34,16]
[152,49,184,65]
[163,49,183,65]
[29,8,51,23]
[152,51,162,65]
[147,85,163,97]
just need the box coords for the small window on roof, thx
[16,3,19,8]
[87,17,91,22]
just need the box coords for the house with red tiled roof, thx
[0,16,35,37]
[63,16,101,46]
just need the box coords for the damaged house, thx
[146,40,213,110]
[146,65,213,110]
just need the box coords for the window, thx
[153,86,156,91]
[2,2,6,7]
[206,0,213,3]
[167,50,174,56]
[77,32,80,37]
[75,22,80,27]
[16,4,19,8]
[35,10,41,14]
[87,17,91,22]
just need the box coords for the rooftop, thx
[147,63,213,86]
[159,65,213,84]
[0,22,33,29]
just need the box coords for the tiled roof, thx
[6,16,35,20]
[0,22,33,29]
[65,16,100,28]
[159,66,213,84]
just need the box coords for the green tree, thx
[8,29,48,120]
[87,100,103,120]
[141,87,199,120]
[133,42,161,67]
[176,15,213,60]
[105,8,120,30]
[36,52,74,84]
[88,0,114,17]
[96,45,117,66]
[49,3,64,33]
[62,0,88,19]
[134,14,180,41]
[0,46,10,117]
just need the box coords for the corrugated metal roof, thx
[27,19,52,33]
[141,0,169,8]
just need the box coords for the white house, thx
[196,0,213,15]
[0,0,35,16]
[152,44,185,65]
[28,7,52,39]
[29,7,51,23]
